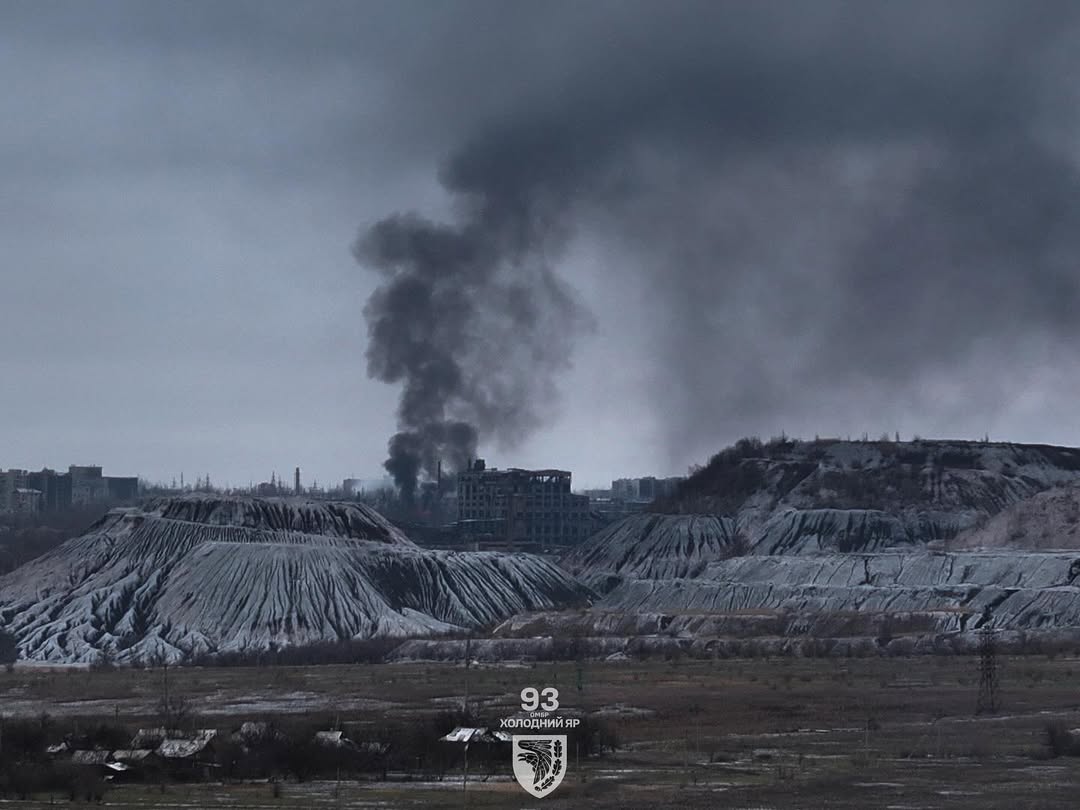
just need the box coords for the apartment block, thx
[0,465,139,513]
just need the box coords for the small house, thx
[155,729,219,779]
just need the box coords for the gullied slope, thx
[754,508,909,554]
[952,483,1080,550]
[0,496,590,663]
[561,514,737,593]
[572,440,1080,581]
[552,440,1080,648]
[598,551,1080,634]
[140,495,416,542]
[665,438,1080,541]
[568,507,975,595]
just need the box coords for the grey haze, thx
[3,0,1080,488]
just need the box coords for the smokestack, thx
[294,467,301,496]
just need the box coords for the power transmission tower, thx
[976,618,999,715]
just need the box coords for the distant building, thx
[457,459,591,548]
[590,496,649,524]
[26,468,72,511]
[1,465,138,513]
[610,478,637,500]
[0,469,29,512]
[638,476,659,500]
[106,476,140,502]
[70,465,107,505]
[580,488,613,500]
[343,476,394,496]
[11,487,42,514]
[610,475,684,503]
[255,481,279,497]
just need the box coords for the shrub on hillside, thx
[1045,723,1080,758]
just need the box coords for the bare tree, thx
[724,529,751,558]
[0,627,17,672]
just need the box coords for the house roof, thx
[156,729,218,759]
[112,749,155,762]
[72,750,111,765]
[131,727,169,749]
[441,727,512,744]
[231,721,285,746]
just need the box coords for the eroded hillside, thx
[0,495,590,663]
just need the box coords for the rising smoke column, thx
[355,171,588,499]
[356,1,1080,478]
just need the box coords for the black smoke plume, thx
[357,1,1080,475]
[355,173,587,499]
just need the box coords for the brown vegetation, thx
[4,653,1080,809]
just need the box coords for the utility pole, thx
[162,660,170,727]
[976,621,999,715]
[462,635,471,718]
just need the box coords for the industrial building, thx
[0,465,139,514]
[0,468,29,513]
[0,470,41,515]
[456,459,591,550]
[611,475,685,502]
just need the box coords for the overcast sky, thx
[4,1,1080,490]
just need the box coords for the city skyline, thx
[0,455,677,495]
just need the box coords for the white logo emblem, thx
[512,734,566,797]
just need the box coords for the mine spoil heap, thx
[553,439,1080,653]
[0,494,590,663]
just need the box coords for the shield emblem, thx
[512,734,567,797]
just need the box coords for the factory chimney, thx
[294,467,301,496]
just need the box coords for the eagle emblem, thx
[512,735,566,797]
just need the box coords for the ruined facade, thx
[457,459,591,549]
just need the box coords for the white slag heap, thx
[554,439,1080,645]
[561,514,738,593]
[0,495,591,664]
[598,550,1080,635]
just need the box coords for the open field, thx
[4,654,1080,807]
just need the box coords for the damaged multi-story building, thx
[0,465,139,513]
[456,459,591,550]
